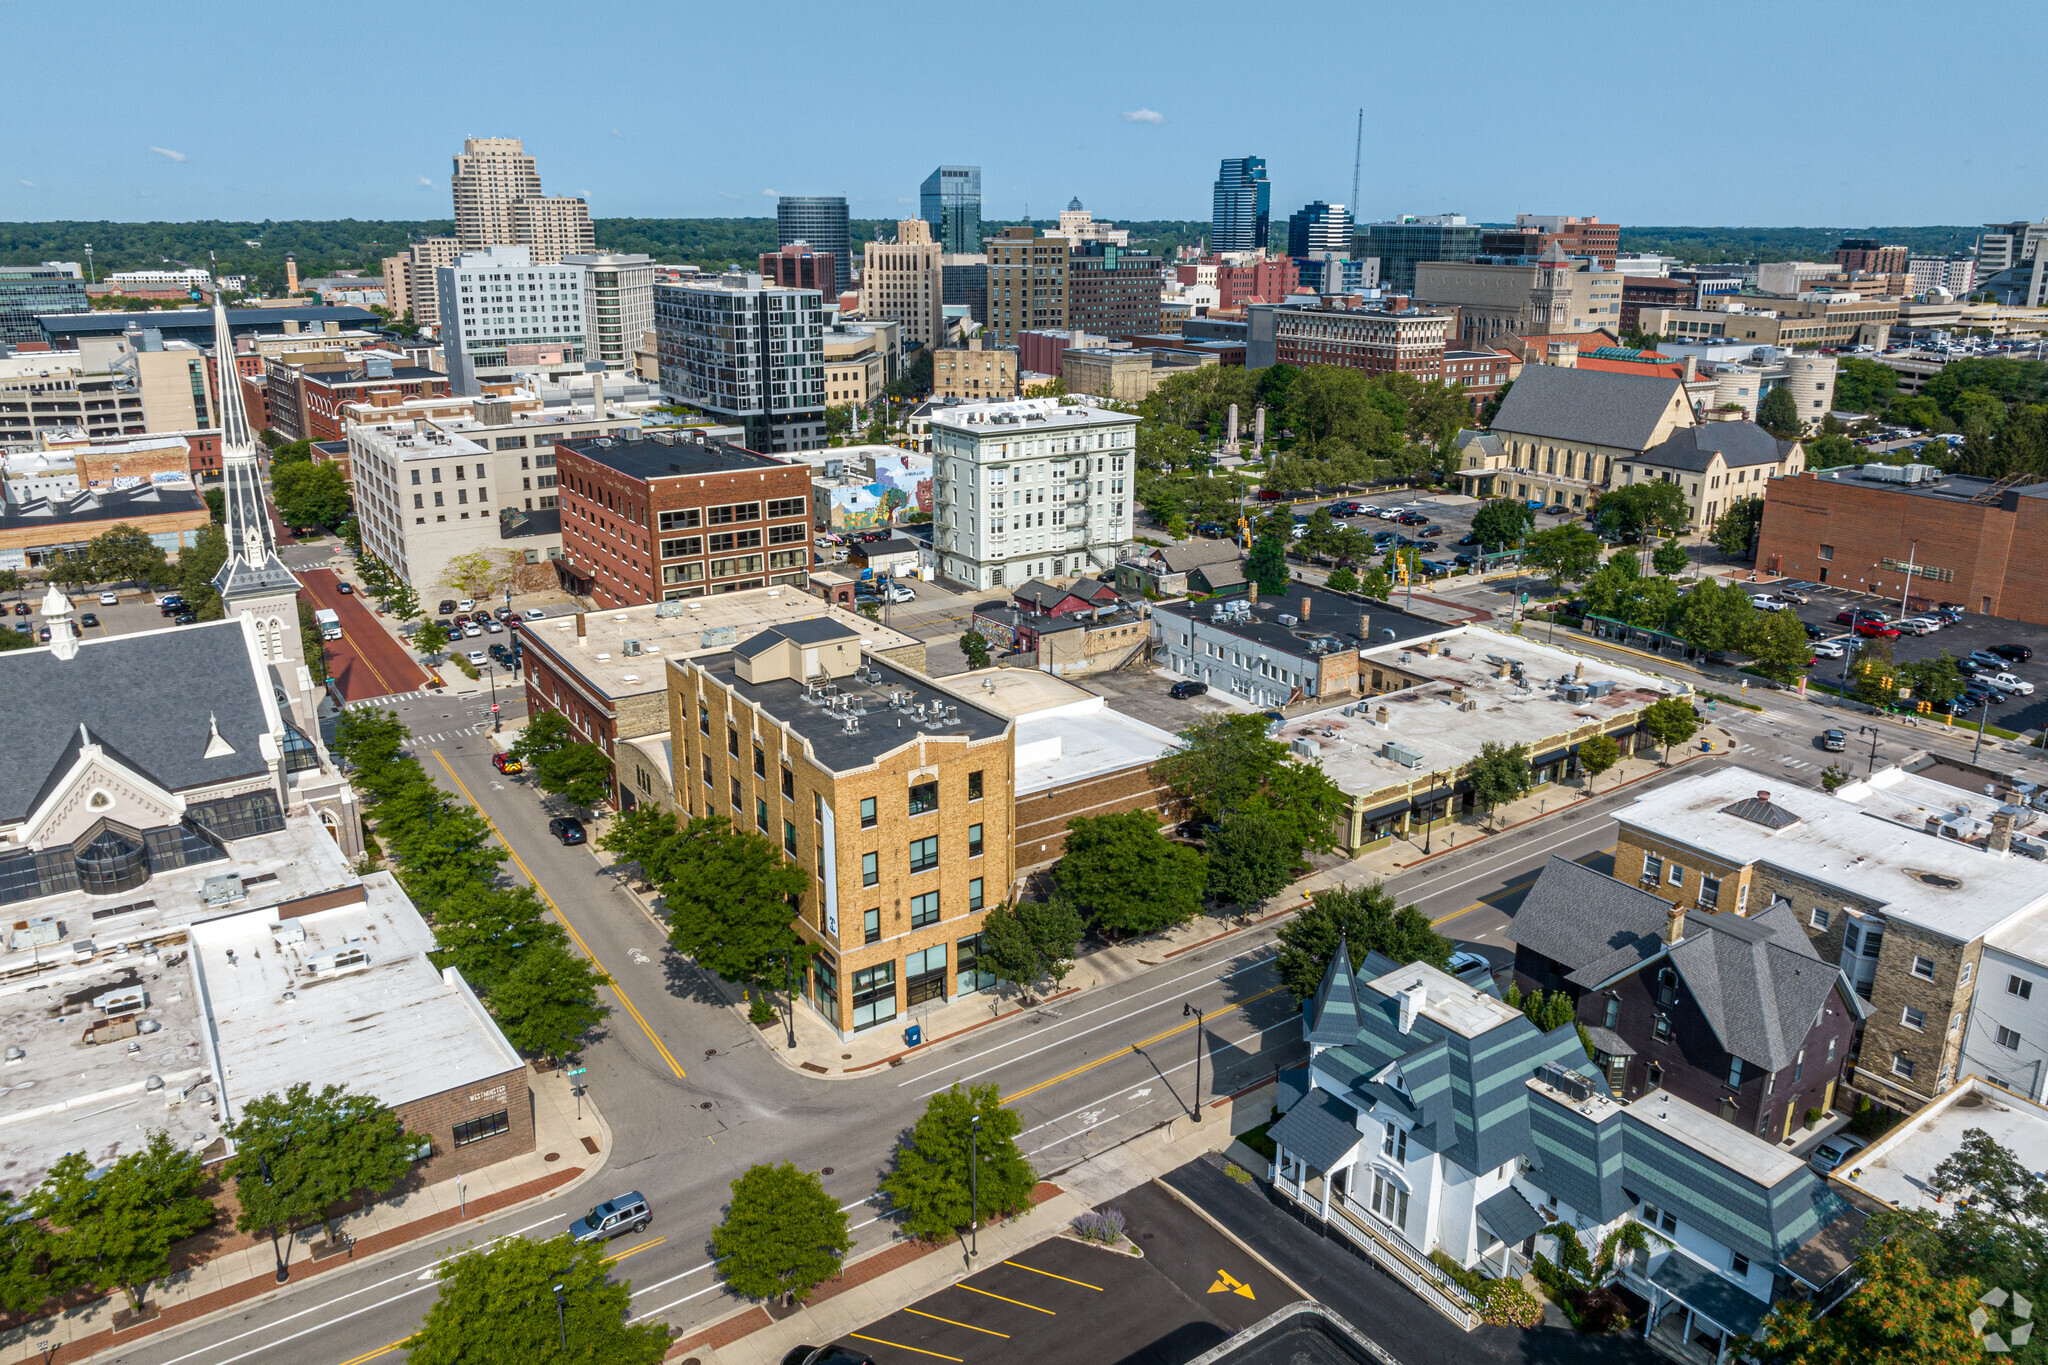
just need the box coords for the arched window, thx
[74,819,150,896]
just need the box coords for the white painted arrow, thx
[1128,1087,1152,1099]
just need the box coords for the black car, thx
[780,1347,877,1365]
[1453,553,1478,567]
[1957,658,1988,677]
[174,612,198,625]
[1991,644,2034,663]
[1169,680,1208,699]
[549,817,587,845]
[1413,540,1440,553]
[437,599,458,615]
[12,602,29,617]
[36,627,50,642]
[1803,623,1828,640]
[1193,521,1228,538]
[79,613,99,628]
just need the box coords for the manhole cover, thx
[544,1152,560,1163]
[700,1101,713,1109]
[821,1167,835,1176]
[841,1053,852,1060]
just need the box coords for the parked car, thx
[337,582,354,595]
[494,606,514,620]
[568,1192,650,1243]
[1446,951,1492,977]
[79,613,99,628]
[1902,616,1943,633]
[1895,618,1936,635]
[1169,680,1208,699]
[549,816,587,845]
[1991,644,2034,663]
[10,622,25,634]
[465,649,487,666]
[1855,619,1900,638]
[1834,608,1886,625]
[1545,504,1572,515]
[1257,487,1288,501]
[1413,540,1441,553]
[1774,588,1810,604]
[1990,672,2035,695]
[1802,623,1828,640]
[1809,1134,1867,1176]
[98,590,118,606]
[1453,553,1478,567]
[483,618,505,634]
[1965,683,2008,705]
[438,599,458,615]
[457,598,476,611]
[506,616,523,631]
[36,627,49,642]
[491,751,523,775]
[880,582,915,603]
[11,602,28,617]
[174,611,197,625]
[524,607,547,619]
[780,1347,877,1365]
[1750,596,1791,612]
[1969,650,2011,670]
[1822,729,1847,752]
[1812,641,1844,659]
[462,622,482,638]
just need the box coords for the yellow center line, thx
[1001,985,1285,1107]
[902,1308,1011,1337]
[954,1283,1055,1314]
[1003,1259,1102,1291]
[604,1235,666,1265]
[850,1333,964,1361]
[1430,870,1541,927]
[335,1340,409,1365]
[431,750,686,1080]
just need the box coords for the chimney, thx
[575,611,587,648]
[1300,595,1311,621]
[1398,980,1427,1034]
[591,370,607,421]
[1573,661,1584,680]
[1375,704,1389,725]
[1248,582,1259,604]
[1992,809,2016,856]
[1357,612,1370,640]
[1682,354,1699,382]
[1496,659,1511,679]
[1664,904,1687,944]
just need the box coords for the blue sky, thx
[3,0,2036,227]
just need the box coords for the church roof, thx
[0,620,273,824]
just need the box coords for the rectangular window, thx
[658,508,702,531]
[753,744,766,778]
[1862,930,1883,960]
[1892,1053,1916,1080]
[968,877,984,911]
[957,933,995,994]
[968,770,984,801]
[1381,1121,1408,1163]
[851,962,896,1030]
[1999,1025,2023,1050]
[1641,853,1663,885]
[730,777,741,811]
[862,852,879,887]
[1726,1057,1744,1087]
[905,943,948,1006]
[860,796,877,829]
[661,536,703,559]
[727,726,739,759]
[708,529,763,552]
[811,955,838,1024]
[1911,955,1936,981]
[1819,544,1834,561]
[767,496,806,519]
[1810,907,1831,931]
[1603,995,1620,1029]
[707,501,761,525]
[453,1110,511,1147]
[968,823,984,858]
[910,891,940,928]
[698,702,710,736]
[784,820,797,855]
[755,798,768,833]
[908,781,938,816]
[2012,975,2034,1001]
[863,907,880,944]
[1730,1253,1750,1278]
[1668,863,1684,887]
[782,765,794,800]
[1902,1006,1925,1030]
[1653,1013,1671,1041]
[909,836,939,873]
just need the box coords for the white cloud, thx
[609,127,625,139]
[18,180,33,188]
[417,175,435,187]
[147,146,187,162]
[762,188,781,198]
[1121,108,1165,125]
[717,191,742,200]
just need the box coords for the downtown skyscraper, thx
[776,196,851,294]
[1211,156,1271,252]
[920,165,982,254]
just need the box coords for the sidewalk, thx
[0,1066,611,1365]
[674,1080,1275,1365]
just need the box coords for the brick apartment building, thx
[1619,277,1698,334]
[1179,257,1300,312]
[1755,465,2048,622]
[264,357,449,442]
[1066,244,1164,340]
[759,243,838,295]
[1271,303,1449,380]
[553,430,813,607]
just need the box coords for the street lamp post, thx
[784,950,798,1049]
[553,1283,567,1350]
[1975,695,1993,762]
[258,1156,288,1283]
[1184,1002,1206,1121]
[968,1115,982,1260]
[1859,724,1881,775]
[488,661,500,733]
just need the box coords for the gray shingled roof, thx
[1509,857,1671,987]
[1476,1187,1548,1247]
[1266,1088,1363,1173]
[0,620,273,822]
[1669,903,1836,1072]
[1306,936,1363,1046]
[1487,363,1688,453]
[1636,422,1797,473]
[1156,538,1242,573]
[1454,430,1503,458]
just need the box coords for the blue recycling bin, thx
[904,1024,923,1048]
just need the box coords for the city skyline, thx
[4,0,2040,228]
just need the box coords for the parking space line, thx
[851,1333,964,1361]
[1003,1260,1102,1290]
[955,1283,1056,1314]
[903,1308,1010,1337]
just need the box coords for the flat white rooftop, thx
[190,874,520,1130]
[1370,961,1525,1040]
[1840,1078,2048,1211]
[929,396,1132,434]
[1283,627,1674,799]
[352,421,488,461]
[1617,765,2048,945]
[1629,1087,1808,1186]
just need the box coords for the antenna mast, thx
[1351,108,1363,212]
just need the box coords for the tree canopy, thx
[881,1083,1037,1243]
[1051,811,1206,938]
[650,815,809,987]
[224,1082,416,1245]
[1274,882,1451,1002]
[711,1163,852,1305]
[978,899,1083,1001]
[35,1131,213,1312]
[406,1233,670,1365]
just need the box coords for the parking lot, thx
[825,1182,1287,1365]
[2,585,185,643]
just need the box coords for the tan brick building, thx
[1610,765,2048,1113]
[932,338,1018,400]
[861,219,945,352]
[669,620,1014,1036]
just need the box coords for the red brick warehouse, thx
[552,430,814,607]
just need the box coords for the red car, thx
[1257,488,1288,501]
[1855,619,1901,638]
[491,751,523,775]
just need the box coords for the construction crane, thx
[1351,108,1363,213]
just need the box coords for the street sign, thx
[491,703,500,712]
[566,1066,587,1077]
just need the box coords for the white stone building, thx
[436,245,588,395]
[563,252,655,373]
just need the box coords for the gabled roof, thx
[1636,422,1797,473]
[1509,857,1671,987]
[1476,1186,1548,1247]
[1154,538,1242,573]
[1012,579,1080,611]
[1265,1088,1364,1174]
[1454,429,1503,457]
[1487,362,1688,453]
[1305,935,1362,1046]
[1194,560,1248,589]
[1669,904,1837,1072]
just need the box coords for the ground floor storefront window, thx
[852,961,897,1031]
[906,944,947,1006]
[957,933,997,995]
[811,955,839,1023]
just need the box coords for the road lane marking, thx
[603,1236,665,1265]
[335,1341,409,1365]
[1021,1025,1300,1153]
[904,1308,1011,1337]
[1000,985,1286,1106]
[955,1284,1055,1313]
[630,1279,732,1320]
[1004,1260,1101,1290]
[431,750,685,1080]
[851,1333,964,1361]
[1431,870,1543,929]
[1208,1269,1255,1298]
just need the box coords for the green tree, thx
[532,741,614,811]
[822,404,853,439]
[1245,531,1289,594]
[1641,695,1699,764]
[1359,567,1390,599]
[1204,808,1295,906]
[1051,811,1206,938]
[1757,1239,1980,1365]
[978,899,1083,1001]
[44,550,94,591]
[412,618,450,658]
[508,709,573,765]
[203,486,226,523]
[1466,741,1534,827]
[959,630,993,670]
[440,548,511,601]
[488,941,612,1062]
[1325,566,1359,593]
[176,522,229,619]
[88,524,172,586]
[1744,606,1816,683]
[383,786,507,910]
[1575,733,1621,790]
[597,806,688,886]
[271,459,353,529]
[0,1191,54,1316]
[1478,379,1512,426]
[427,884,568,997]
[1470,498,1533,551]
[1674,577,1757,654]
[881,1084,1036,1244]
[1651,539,1691,576]
[224,1083,417,1247]
[37,1131,214,1313]
[1274,882,1450,1001]
[1592,481,1689,543]
[1833,357,1899,414]
[654,815,809,987]
[1710,496,1766,557]
[1756,384,1804,439]
[1804,432,1863,470]
[1157,713,1326,832]
[1902,652,1964,710]
[1523,524,1603,588]
[1503,984,1576,1032]
[711,1163,852,1306]
[405,1232,669,1365]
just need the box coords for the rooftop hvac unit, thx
[92,987,147,1014]
[305,945,370,975]
[1562,684,1589,703]
[1537,1062,1594,1101]
[201,875,246,906]
[1584,680,1617,699]
[623,639,643,657]
[1290,737,1321,760]
[270,920,306,945]
[1381,740,1425,768]
[1278,613,1298,626]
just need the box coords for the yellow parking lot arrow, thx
[1207,1269,1255,1299]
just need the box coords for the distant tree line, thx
[1616,225,1978,263]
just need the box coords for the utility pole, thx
[1184,1003,1207,1120]
[1897,541,1917,621]
[1351,109,1364,213]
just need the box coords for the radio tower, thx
[1351,108,1363,213]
